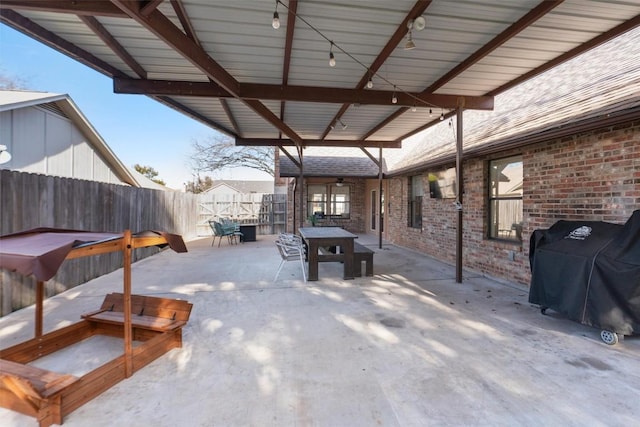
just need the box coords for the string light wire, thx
[272,0,445,113]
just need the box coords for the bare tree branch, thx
[189,134,274,177]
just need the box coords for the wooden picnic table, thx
[299,227,357,281]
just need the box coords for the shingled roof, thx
[278,27,639,178]
[279,146,383,178]
[387,26,640,175]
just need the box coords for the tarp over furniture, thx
[0,227,186,281]
[0,228,187,338]
[529,210,640,336]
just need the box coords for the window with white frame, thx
[408,175,423,229]
[307,183,350,219]
[488,156,523,241]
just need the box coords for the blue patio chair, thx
[209,220,237,247]
[220,218,243,243]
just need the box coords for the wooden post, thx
[123,230,133,377]
[35,280,44,337]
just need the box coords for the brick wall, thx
[386,119,640,285]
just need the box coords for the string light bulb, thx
[405,20,416,50]
[272,1,280,29]
[265,4,450,118]
[329,42,336,67]
[405,32,416,50]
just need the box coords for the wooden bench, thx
[325,242,374,277]
[339,242,374,277]
[0,359,78,427]
[81,293,193,333]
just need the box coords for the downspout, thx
[292,178,296,233]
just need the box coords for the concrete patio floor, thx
[1,233,639,427]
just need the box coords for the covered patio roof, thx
[2,1,639,151]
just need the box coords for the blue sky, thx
[1,24,271,189]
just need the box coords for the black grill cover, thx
[529,210,640,335]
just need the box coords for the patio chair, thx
[279,232,303,246]
[274,238,307,282]
[209,220,237,247]
[220,218,243,243]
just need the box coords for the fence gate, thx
[197,193,287,237]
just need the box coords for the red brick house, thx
[279,27,640,286]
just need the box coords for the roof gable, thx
[0,90,140,187]
[205,180,274,194]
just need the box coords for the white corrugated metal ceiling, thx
[2,0,639,150]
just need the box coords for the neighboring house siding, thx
[0,105,126,185]
[11,107,46,172]
[74,139,94,179]
[208,184,240,195]
[93,152,115,183]
[47,111,73,176]
[386,120,640,286]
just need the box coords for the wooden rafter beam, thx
[0,9,124,78]
[79,15,147,79]
[113,78,494,110]
[170,0,197,42]
[109,0,304,145]
[397,110,457,142]
[278,147,301,170]
[168,0,240,134]
[155,96,237,137]
[393,11,640,143]
[487,13,640,96]
[141,0,164,17]
[170,0,241,133]
[426,0,564,92]
[359,147,380,167]
[236,138,401,149]
[321,0,433,139]
[219,99,240,135]
[0,1,125,17]
[278,0,297,137]
[363,0,563,140]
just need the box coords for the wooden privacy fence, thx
[0,170,288,316]
[197,192,287,236]
[0,170,200,316]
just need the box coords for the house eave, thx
[387,103,640,178]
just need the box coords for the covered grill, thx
[529,210,640,344]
